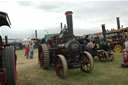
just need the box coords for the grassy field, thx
[16,49,128,85]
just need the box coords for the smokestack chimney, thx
[60,22,63,31]
[117,17,120,29]
[65,11,73,37]
[101,24,107,42]
[5,36,8,45]
[121,25,123,28]
[35,30,37,39]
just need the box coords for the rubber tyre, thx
[55,54,68,79]
[3,46,16,85]
[80,51,94,73]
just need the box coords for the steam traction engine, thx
[0,12,17,85]
[93,24,114,62]
[100,24,114,62]
[38,11,94,78]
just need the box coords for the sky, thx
[0,0,128,39]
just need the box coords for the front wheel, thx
[55,54,68,79]
[107,51,114,61]
[98,50,108,62]
[80,51,94,73]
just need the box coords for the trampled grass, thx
[16,49,128,85]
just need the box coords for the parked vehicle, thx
[0,11,17,85]
[38,11,94,78]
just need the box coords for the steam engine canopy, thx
[0,11,11,27]
[65,40,82,57]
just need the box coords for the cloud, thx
[37,3,59,11]
[17,1,32,6]
[1,0,128,39]
[33,1,128,30]
[35,1,75,13]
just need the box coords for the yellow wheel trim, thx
[114,44,122,53]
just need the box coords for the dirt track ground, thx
[16,49,128,85]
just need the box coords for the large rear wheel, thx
[55,54,68,79]
[38,44,50,69]
[3,46,17,85]
[80,51,94,73]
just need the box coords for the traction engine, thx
[0,11,17,85]
[38,11,94,78]
[95,24,114,62]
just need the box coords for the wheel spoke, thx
[87,65,89,71]
[84,65,87,71]
[85,63,91,71]
[80,52,94,73]
[55,55,67,78]
[56,62,64,77]
[99,51,107,62]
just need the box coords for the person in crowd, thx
[83,37,87,51]
[24,45,26,56]
[95,35,100,45]
[83,39,87,51]
[25,45,29,59]
[83,35,90,51]
[29,43,34,59]
[85,35,89,43]
[86,40,95,54]
[124,38,128,49]
[40,37,46,44]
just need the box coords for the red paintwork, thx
[110,41,117,44]
[123,49,128,62]
[0,58,17,85]
[0,72,5,85]
[0,36,17,85]
[121,63,128,67]
[94,27,128,35]
[121,49,128,67]
[15,58,17,85]
[47,35,59,47]
[0,11,17,85]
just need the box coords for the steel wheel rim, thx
[99,51,107,62]
[55,58,64,78]
[81,54,91,72]
[108,53,114,61]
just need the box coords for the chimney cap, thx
[65,11,73,15]
[101,24,105,27]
